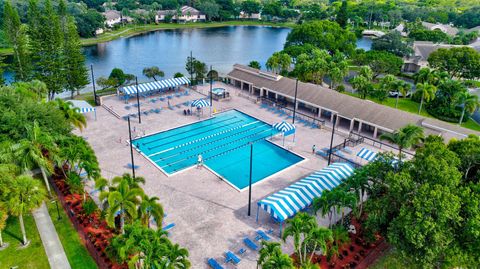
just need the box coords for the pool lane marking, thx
[146,118,245,150]
[141,116,238,146]
[158,128,273,169]
[148,121,261,158]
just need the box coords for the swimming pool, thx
[133,110,304,190]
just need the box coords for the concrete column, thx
[317,108,322,117]
[240,81,244,91]
[358,122,363,133]
[336,116,340,127]
[295,102,299,110]
[330,112,335,122]
[349,120,355,132]
[275,93,278,100]
[249,84,253,95]
[373,127,378,138]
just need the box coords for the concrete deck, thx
[80,82,391,268]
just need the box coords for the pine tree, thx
[62,14,89,98]
[28,0,66,100]
[4,1,31,81]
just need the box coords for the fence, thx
[260,97,326,127]
[349,132,414,157]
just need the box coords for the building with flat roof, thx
[226,64,479,141]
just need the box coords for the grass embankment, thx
[46,197,98,269]
[370,248,419,269]
[344,92,480,132]
[0,214,49,269]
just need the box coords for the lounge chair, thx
[126,163,140,169]
[207,258,224,269]
[342,147,353,154]
[154,108,161,114]
[162,223,175,231]
[256,230,271,241]
[238,248,247,255]
[316,150,329,158]
[168,105,174,110]
[159,97,165,101]
[125,105,131,110]
[150,99,156,103]
[243,238,259,251]
[224,251,241,264]
[143,111,149,115]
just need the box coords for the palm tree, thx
[313,190,335,228]
[327,226,350,262]
[344,170,370,217]
[138,195,164,228]
[11,121,57,195]
[258,241,295,268]
[7,175,46,246]
[143,66,165,81]
[160,241,191,268]
[351,66,373,99]
[113,173,145,189]
[456,92,479,125]
[282,212,316,264]
[414,67,435,84]
[55,99,87,131]
[0,202,8,248]
[379,124,424,161]
[393,80,411,108]
[333,189,356,226]
[416,82,437,114]
[248,61,261,70]
[305,227,333,263]
[106,178,143,233]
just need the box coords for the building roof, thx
[227,64,479,139]
[157,6,202,16]
[103,10,121,21]
[421,22,459,36]
[409,41,480,63]
[466,26,480,33]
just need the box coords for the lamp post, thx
[292,78,298,124]
[128,116,136,178]
[90,65,98,106]
[135,77,141,123]
[328,114,337,165]
[247,143,253,216]
[190,51,194,86]
[209,65,213,116]
[51,199,61,221]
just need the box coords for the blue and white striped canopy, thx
[272,121,295,132]
[357,148,377,161]
[191,99,210,108]
[121,77,190,95]
[78,107,96,113]
[257,163,354,222]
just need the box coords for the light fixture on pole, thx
[135,77,141,124]
[128,116,136,178]
[247,143,253,216]
[292,78,299,124]
[90,65,98,106]
[327,114,337,165]
[209,65,213,116]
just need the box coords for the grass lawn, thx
[0,214,50,269]
[47,198,98,269]
[344,92,480,132]
[370,248,419,269]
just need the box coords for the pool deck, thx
[80,82,391,268]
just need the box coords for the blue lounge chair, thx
[243,238,259,251]
[207,258,224,269]
[154,108,161,114]
[162,223,175,231]
[159,97,165,101]
[238,248,246,255]
[168,105,174,110]
[125,105,131,110]
[127,163,140,169]
[256,230,271,241]
[316,150,329,157]
[224,251,241,264]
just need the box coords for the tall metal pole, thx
[90,65,98,105]
[209,65,213,116]
[292,78,299,124]
[128,116,136,178]
[135,77,141,123]
[190,51,194,86]
[328,114,337,165]
[248,143,253,216]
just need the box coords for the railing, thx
[101,104,121,119]
[260,97,326,127]
[349,132,414,157]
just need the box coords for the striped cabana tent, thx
[191,99,210,108]
[120,77,190,96]
[272,121,296,146]
[256,162,354,236]
[69,100,96,120]
[357,148,377,162]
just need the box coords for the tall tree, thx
[63,17,89,98]
[392,80,411,108]
[106,178,143,233]
[379,124,424,160]
[350,66,373,99]
[248,61,261,70]
[416,82,437,114]
[138,195,164,228]
[336,0,348,28]
[28,0,66,100]
[55,99,87,131]
[7,175,46,246]
[428,47,480,80]
[456,92,479,124]
[0,202,7,248]
[143,66,165,81]
[3,1,30,81]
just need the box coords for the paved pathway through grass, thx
[33,202,72,269]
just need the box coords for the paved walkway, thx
[33,202,71,269]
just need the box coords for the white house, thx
[155,6,206,23]
[239,11,261,20]
[103,10,132,27]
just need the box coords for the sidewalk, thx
[33,202,72,269]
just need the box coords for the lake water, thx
[3,26,372,83]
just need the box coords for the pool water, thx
[133,110,304,190]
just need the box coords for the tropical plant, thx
[332,189,357,226]
[350,66,373,99]
[379,124,424,161]
[327,226,350,262]
[266,52,291,74]
[282,212,316,264]
[55,99,87,131]
[456,92,479,124]
[392,79,411,108]
[304,227,333,263]
[416,82,437,114]
[6,175,46,246]
[106,178,143,233]
[138,194,164,228]
[143,66,165,81]
[11,121,57,195]
[313,190,335,228]
[248,61,261,70]
[0,202,8,248]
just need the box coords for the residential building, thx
[421,22,459,36]
[227,64,479,141]
[103,10,132,27]
[239,11,261,20]
[155,6,206,23]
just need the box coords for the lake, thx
[3,26,372,84]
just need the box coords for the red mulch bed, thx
[294,218,389,269]
[51,172,127,269]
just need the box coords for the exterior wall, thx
[105,17,121,27]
